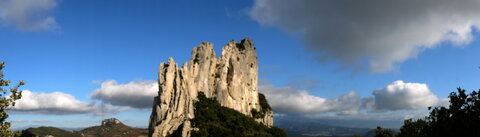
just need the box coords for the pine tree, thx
[0,61,24,137]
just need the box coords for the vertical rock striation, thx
[149,38,273,137]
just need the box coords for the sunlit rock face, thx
[148,38,273,137]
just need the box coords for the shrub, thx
[190,92,286,137]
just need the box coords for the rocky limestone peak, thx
[149,38,273,137]
[101,118,122,126]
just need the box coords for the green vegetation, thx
[396,119,427,137]
[258,93,272,111]
[374,127,395,137]
[251,93,272,119]
[191,92,286,137]
[0,61,24,137]
[20,127,81,137]
[375,88,480,137]
[250,109,264,119]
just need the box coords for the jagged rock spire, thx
[149,38,272,137]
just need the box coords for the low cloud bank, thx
[260,80,446,119]
[12,90,129,116]
[11,79,445,120]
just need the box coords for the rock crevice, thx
[149,38,273,137]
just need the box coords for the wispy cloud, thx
[0,0,58,31]
[32,120,51,123]
[11,120,28,123]
[250,0,480,72]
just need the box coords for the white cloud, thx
[259,79,446,120]
[250,0,480,72]
[259,80,367,114]
[32,120,51,123]
[11,80,158,116]
[91,80,158,108]
[11,120,28,123]
[373,80,442,110]
[260,85,327,114]
[306,110,428,122]
[11,90,128,115]
[0,0,58,31]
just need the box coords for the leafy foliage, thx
[396,119,427,137]
[0,61,24,137]
[20,127,82,137]
[374,127,395,137]
[251,93,272,119]
[191,92,286,137]
[378,88,480,137]
[422,88,480,137]
[258,93,272,111]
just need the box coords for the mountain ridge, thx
[18,118,148,137]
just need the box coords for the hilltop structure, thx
[149,38,273,137]
[79,118,148,137]
[101,118,121,126]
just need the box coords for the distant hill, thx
[13,125,85,131]
[279,124,371,137]
[18,118,148,137]
[76,118,148,137]
[275,118,371,137]
[276,118,401,137]
[20,126,82,137]
[273,115,404,137]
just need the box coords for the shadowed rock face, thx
[149,38,273,137]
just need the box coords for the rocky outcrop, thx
[149,38,273,137]
[102,118,122,126]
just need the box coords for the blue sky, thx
[1,0,479,129]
